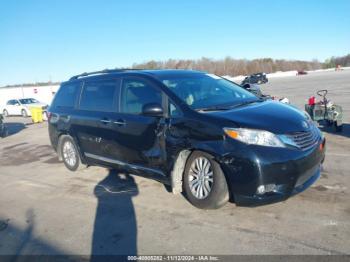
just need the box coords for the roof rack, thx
[69,68,141,81]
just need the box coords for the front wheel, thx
[60,136,81,171]
[183,151,229,209]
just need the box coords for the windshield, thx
[161,73,258,110]
[19,98,39,104]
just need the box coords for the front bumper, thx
[232,165,321,206]
[219,138,326,206]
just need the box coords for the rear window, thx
[79,79,119,112]
[52,82,81,108]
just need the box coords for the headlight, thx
[224,128,285,148]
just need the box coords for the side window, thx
[7,100,13,105]
[121,77,162,114]
[80,79,119,112]
[52,82,81,108]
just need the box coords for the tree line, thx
[1,54,349,88]
[132,57,324,76]
[324,54,350,68]
[1,81,60,88]
[132,54,350,76]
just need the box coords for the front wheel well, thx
[170,149,223,194]
[170,149,192,194]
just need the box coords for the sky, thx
[0,0,349,86]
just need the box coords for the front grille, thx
[286,126,320,151]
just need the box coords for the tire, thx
[3,110,8,117]
[2,126,8,138]
[0,128,5,138]
[59,135,82,172]
[21,109,28,118]
[183,151,229,209]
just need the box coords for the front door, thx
[101,76,167,179]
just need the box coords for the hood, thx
[211,100,309,134]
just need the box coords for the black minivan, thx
[48,69,325,209]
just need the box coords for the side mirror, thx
[242,84,251,90]
[142,103,163,117]
[15,103,20,106]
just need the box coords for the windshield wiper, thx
[196,106,232,112]
[196,99,263,112]
[229,99,263,109]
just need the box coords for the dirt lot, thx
[0,70,349,255]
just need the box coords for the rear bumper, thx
[219,138,326,206]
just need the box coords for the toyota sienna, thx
[48,69,325,209]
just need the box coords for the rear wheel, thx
[3,110,8,117]
[21,109,28,118]
[60,136,81,171]
[0,126,7,138]
[183,151,229,209]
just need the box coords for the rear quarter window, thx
[52,82,81,108]
[79,79,119,112]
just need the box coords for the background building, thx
[0,84,60,109]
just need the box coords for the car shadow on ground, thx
[1,122,26,137]
[319,122,350,139]
[91,169,139,259]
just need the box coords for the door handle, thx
[113,119,126,126]
[100,119,111,124]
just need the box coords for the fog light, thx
[257,184,277,195]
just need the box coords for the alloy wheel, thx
[188,156,214,199]
[62,141,77,167]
